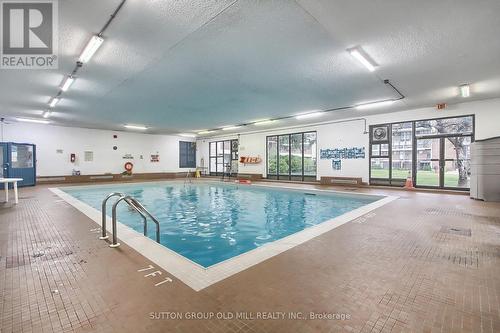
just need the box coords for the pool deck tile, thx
[1,180,500,332]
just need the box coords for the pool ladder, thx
[100,192,160,248]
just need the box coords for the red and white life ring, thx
[124,162,134,172]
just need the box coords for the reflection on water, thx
[64,183,379,267]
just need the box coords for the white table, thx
[0,178,23,204]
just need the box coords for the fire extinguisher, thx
[70,153,76,163]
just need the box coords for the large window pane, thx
[223,141,231,167]
[11,144,34,168]
[267,136,278,175]
[444,136,471,188]
[278,135,289,175]
[303,132,317,176]
[371,158,390,178]
[217,142,224,156]
[416,138,440,187]
[179,141,196,168]
[210,158,216,173]
[415,116,473,137]
[209,142,216,157]
[391,122,413,179]
[290,134,303,178]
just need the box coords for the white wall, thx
[2,123,195,177]
[197,98,500,182]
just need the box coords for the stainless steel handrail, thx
[126,197,161,243]
[100,192,125,240]
[124,197,148,237]
[103,195,161,248]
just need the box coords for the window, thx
[11,144,34,168]
[179,141,196,168]
[390,122,412,179]
[370,115,474,189]
[209,139,238,175]
[266,131,317,181]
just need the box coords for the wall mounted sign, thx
[320,147,366,171]
[239,156,262,164]
[122,154,134,159]
[84,151,94,162]
[320,147,366,160]
[332,160,342,170]
[150,154,160,162]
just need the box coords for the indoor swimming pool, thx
[60,181,383,267]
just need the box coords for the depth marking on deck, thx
[138,265,173,287]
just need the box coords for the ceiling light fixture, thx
[61,76,75,92]
[460,84,470,98]
[347,47,377,72]
[254,120,275,126]
[355,100,395,110]
[179,133,197,138]
[198,130,214,135]
[222,126,242,131]
[78,35,104,63]
[124,124,148,130]
[49,97,60,108]
[42,111,51,118]
[295,111,323,120]
[16,118,50,124]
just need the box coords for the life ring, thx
[124,162,134,172]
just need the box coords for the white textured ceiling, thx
[1,0,500,134]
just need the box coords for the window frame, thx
[179,141,196,169]
[369,114,475,189]
[266,131,317,181]
[208,139,238,175]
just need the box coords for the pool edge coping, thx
[49,183,398,292]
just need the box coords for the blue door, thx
[0,142,7,179]
[1,143,36,187]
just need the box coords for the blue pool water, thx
[62,182,382,267]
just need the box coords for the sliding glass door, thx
[267,131,317,181]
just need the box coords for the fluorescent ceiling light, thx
[16,118,50,124]
[355,100,395,110]
[254,120,275,126]
[124,124,148,130]
[198,130,214,135]
[49,97,60,108]
[222,126,242,131]
[78,35,104,63]
[347,47,377,72]
[179,133,197,138]
[42,111,51,118]
[61,76,75,92]
[295,112,323,120]
[460,84,470,98]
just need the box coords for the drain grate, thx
[440,226,472,237]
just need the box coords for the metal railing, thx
[101,193,160,248]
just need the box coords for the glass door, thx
[8,143,36,186]
[443,136,471,189]
[416,136,471,190]
[0,143,7,178]
[416,138,441,188]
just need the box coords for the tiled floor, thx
[1,181,499,333]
